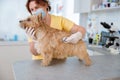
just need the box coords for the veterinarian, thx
[25,0,86,60]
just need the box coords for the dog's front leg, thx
[41,52,53,66]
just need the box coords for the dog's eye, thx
[27,18,31,21]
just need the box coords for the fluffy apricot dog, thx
[19,14,92,66]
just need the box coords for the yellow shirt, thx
[28,14,74,60]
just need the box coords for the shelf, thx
[92,6,120,12]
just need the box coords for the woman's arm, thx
[70,24,86,38]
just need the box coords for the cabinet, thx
[74,0,120,26]
[74,0,120,13]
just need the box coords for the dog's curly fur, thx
[19,14,92,66]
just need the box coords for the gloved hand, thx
[62,32,82,44]
[25,27,36,41]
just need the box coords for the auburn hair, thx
[26,0,51,14]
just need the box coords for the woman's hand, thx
[25,27,36,40]
[29,42,39,56]
[62,24,86,44]
[62,32,82,44]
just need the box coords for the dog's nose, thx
[19,20,23,23]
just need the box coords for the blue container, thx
[14,35,18,41]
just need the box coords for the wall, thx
[63,0,80,25]
[0,43,31,80]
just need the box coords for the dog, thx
[19,14,92,66]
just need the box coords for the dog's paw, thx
[78,59,83,62]
[41,62,49,67]
[85,60,92,66]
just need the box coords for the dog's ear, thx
[37,13,42,22]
